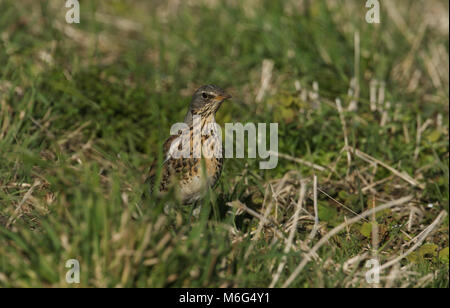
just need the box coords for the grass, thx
[0,0,448,288]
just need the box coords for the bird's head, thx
[189,84,232,116]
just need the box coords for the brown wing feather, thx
[147,134,179,195]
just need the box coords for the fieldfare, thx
[148,84,231,205]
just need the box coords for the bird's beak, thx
[215,93,232,102]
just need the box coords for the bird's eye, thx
[202,92,208,99]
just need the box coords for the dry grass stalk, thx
[6,180,41,228]
[268,151,326,172]
[380,101,391,127]
[227,200,276,227]
[349,146,423,189]
[343,252,368,274]
[269,183,306,288]
[403,122,411,144]
[370,79,377,111]
[385,263,401,288]
[348,31,360,111]
[370,197,379,288]
[377,81,386,113]
[317,187,366,221]
[241,192,279,261]
[256,59,274,103]
[361,175,393,193]
[282,195,414,288]
[414,115,434,161]
[379,210,447,272]
[335,98,351,175]
[307,175,319,240]
[94,12,142,32]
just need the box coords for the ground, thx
[0,0,448,287]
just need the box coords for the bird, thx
[147,84,232,206]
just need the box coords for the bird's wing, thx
[149,135,178,176]
[147,134,180,193]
